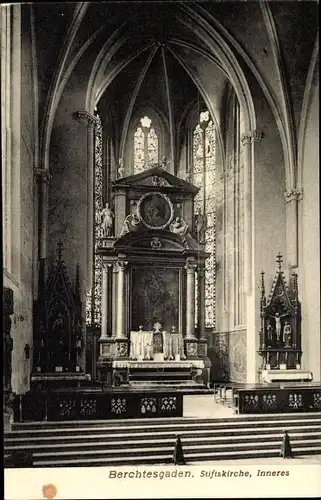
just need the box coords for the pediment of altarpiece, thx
[113,229,204,254]
[113,166,199,195]
[97,230,208,259]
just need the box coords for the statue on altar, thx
[51,312,70,369]
[283,321,292,347]
[101,203,114,237]
[153,322,164,357]
[266,320,273,346]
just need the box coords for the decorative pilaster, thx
[284,188,303,269]
[100,263,112,340]
[72,110,100,286]
[116,260,128,339]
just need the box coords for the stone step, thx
[5,421,321,442]
[33,446,321,467]
[5,432,321,453]
[18,441,321,467]
[8,415,321,436]
[25,437,321,457]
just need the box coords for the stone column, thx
[35,168,51,364]
[35,168,51,261]
[100,263,111,340]
[241,133,252,296]
[185,260,197,339]
[197,265,206,339]
[112,263,118,336]
[116,260,128,338]
[72,110,100,286]
[284,188,303,270]
[242,130,263,383]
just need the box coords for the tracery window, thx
[134,116,158,173]
[86,110,103,326]
[192,110,216,328]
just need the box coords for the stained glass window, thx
[134,116,159,174]
[86,111,103,326]
[193,111,216,328]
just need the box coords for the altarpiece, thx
[97,166,211,385]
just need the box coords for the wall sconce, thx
[24,344,31,360]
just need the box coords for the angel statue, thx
[101,203,114,237]
[169,217,189,236]
[120,213,140,235]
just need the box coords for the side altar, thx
[258,254,313,384]
[96,166,211,388]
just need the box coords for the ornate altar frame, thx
[96,166,211,387]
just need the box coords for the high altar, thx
[97,166,211,387]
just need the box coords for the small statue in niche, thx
[118,158,125,178]
[169,217,189,236]
[100,203,114,237]
[120,213,140,235]
[52,312,69,368]
[283,321,292,347]
[194,212,207,243]
[266,321,273,346]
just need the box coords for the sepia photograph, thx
[2,1,320,498]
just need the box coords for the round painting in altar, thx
[137,192,174,229]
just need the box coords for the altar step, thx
[5,412,321,467]
[127,365,208,392]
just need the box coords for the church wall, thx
[47,52,94,370]
[209,90,247,382]
[3,6,36,394]
[300,80,320,381]
[250,84,287,382]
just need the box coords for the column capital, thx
[284,188,303,203]
[72,110,100,128]
[251,130,264,143]
[116,260,128,271]
[241,133,252,146]
[241,130,264,145]
[35,168,52,184]
[185,261,197,273]
[102,262,112,271]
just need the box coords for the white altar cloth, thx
[129,331,186,360]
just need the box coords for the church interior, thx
[3,1,320,466]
